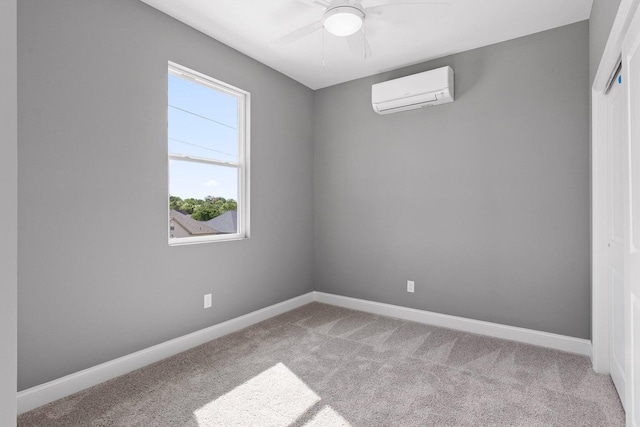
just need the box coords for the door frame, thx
[592,0,640,374]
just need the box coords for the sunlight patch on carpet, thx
[194,363,320,426]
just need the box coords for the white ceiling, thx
[140,0,593,90]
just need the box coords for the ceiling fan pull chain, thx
[322,29,326,68]
[363,25,367,59]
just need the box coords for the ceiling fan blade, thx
[296,0,330,8]
[272,21,323,46]
[346,31,373,59]
[366,0,449,15]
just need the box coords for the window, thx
[167,62,250,245]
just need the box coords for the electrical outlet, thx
[204,293,212,309]
[407,280,415,293]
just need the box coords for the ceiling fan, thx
[274,0,450,59]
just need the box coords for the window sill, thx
[168,234,248,246]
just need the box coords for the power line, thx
[169,105,237,130]
[168,137,235,158]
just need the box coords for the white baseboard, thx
[313,292,592,357]
[18,290,593,415]
[17,292,315,415]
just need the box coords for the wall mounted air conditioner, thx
[372,66,454,115]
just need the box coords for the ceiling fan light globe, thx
[323,7,364,37]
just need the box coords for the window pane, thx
[168,74,239,162]
[167,63,248,244]
[169,160,239,238]
[168,74,237,128]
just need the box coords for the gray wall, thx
[589,0,622,85]
[314,21,590,338]
[1,0,18,422]
[18,0,314,391]
[17,0,593,394]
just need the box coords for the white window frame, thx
[167,62,250,245]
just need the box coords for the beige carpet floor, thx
[18,302,624,426]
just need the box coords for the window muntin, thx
[168,62,249,245]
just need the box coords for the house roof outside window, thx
[204,210,237,234]
[170,210,218,235]
[169,209,237,236]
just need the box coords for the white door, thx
[622,7,640,425]
[607,63,628,409]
